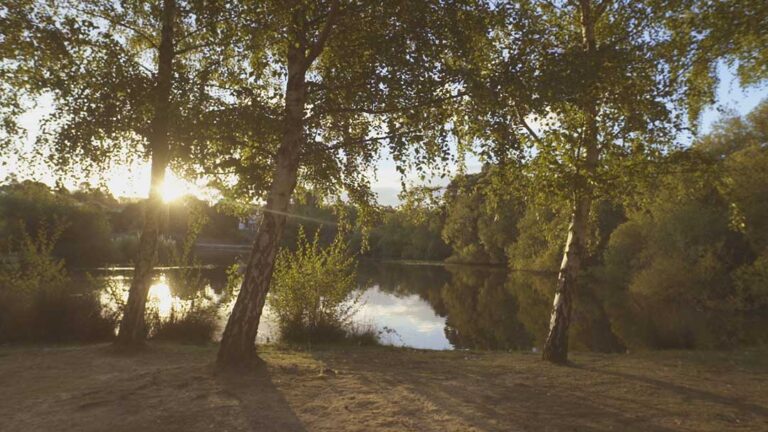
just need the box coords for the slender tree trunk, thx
[115,0,175,347]
[542,0,599,364]
[541,193,591,363]
[217,45,307,367]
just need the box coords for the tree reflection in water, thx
[357,262,766,351]
[86,261,767,350]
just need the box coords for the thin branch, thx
[74,7,158,49]
[79,39,155,76]
[175,41,217,56]
[176,11,241,43]
[303,0,340,69]
[595,0,611,19]
[221,135,276,159]
[515,106,543,145]
[540,0,560,11]
[313,92,466,119]
[322,129,421,151]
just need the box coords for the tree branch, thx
[595,0,611,19]
[175,41,217,56]
[320,129,421,151]
[74,7,158,49]
[515,106,543,145]
[303,0,340,69]
[78,39,155,76]
[313,92,466,119]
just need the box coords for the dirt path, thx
[0,344,766,431]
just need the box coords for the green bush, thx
[594,162,767,349]
[0,223,116,342]
[506,205,568,271]
[148,299,219,344]
[270,228,372,344]
[98,275,221,344]
[149,207,219,344]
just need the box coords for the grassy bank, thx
[0,343,766,431]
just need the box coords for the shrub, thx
[732,253,768,311]
[0,223,116,342]
[166,204,209,295]
[594,169,766,350]
[148,298,219,344]
[148,207,220,344]
[344,321,382,346]
[270,228,371,344]
[98,275,221,344]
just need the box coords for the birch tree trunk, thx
[216,0,340,368]
[542,0,600,364]
[115,0,175,347]
[217,45,307,367]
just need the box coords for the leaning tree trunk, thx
[541,192,591,363]
[115,0,175,347]
[217,45,306,367]
[542,0,600,364]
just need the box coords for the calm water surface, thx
[88,254,767,351]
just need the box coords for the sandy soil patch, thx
[0,343,766,431]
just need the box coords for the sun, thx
[159,174,189,203]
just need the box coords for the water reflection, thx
[148,278,173,317]
[98,273,216,320]
[354,262,767,351]
[94,267,278,342]
[356,286,449,349]
[90,260,768,351]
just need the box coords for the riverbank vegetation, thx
[0,223,116,343]
[268,229,377,345]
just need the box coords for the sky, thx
[699,64,768,134]
[2,63,766,206]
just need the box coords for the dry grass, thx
[0,343,766,431]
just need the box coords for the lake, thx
[88,255,768,351]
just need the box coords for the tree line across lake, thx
[1,0,766,365]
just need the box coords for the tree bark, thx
[115,0,175,347]
[542,0,600,364]
[216,0,340,368]
[217,44,307,367]
[541,194,591,363]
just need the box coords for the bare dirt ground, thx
[0,343,766,432]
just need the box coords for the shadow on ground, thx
[0,344,305,432]
[0,344,766,432]
[215,359,307,431]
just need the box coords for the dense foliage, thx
[0,180,247,267]
[593,103,768,349]
[0,181,115,267]
[269,228,374,344]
